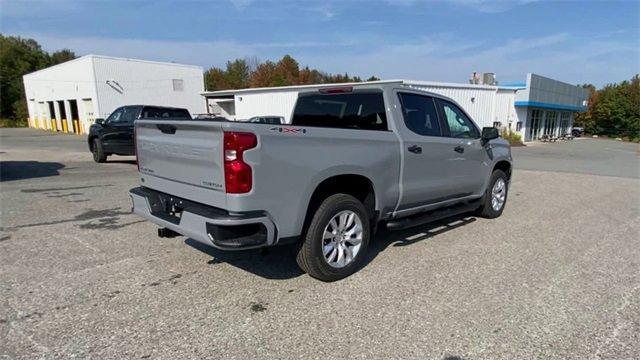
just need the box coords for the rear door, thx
[135,120,227,208]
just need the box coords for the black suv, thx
[88,105,191,163]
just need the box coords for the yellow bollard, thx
[62,119,68,133]
[73,120,79,134]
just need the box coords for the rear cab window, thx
[397,92,442,137]
[141,107,192,120]
[291,90,388,131]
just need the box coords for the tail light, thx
[134,125,139,171]
[223,131,257,193]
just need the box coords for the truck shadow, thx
[363,214,477,268]
[184,238,304,280]
[185,213,476,281]
[0,161,65,181]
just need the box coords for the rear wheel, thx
[476,169,509,218]
[92,138,107,163]
[296,194,370,282]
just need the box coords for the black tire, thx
[476,169,509,219]
[296,194,371,282]
[92,138,107,163]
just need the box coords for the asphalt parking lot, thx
[1,128,638,359]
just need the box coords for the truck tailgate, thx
[136,120,226,208]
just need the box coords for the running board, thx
[386,200,481,231]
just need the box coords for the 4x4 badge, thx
[270,127,307,134]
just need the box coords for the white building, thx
[203,73,588,142]
[23,55,205,134]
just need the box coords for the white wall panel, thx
[234,91,299,123]
[92,56,205,118]
[23,55,205,133]
[23,56,96,130]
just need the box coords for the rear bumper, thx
[129,187,276,250]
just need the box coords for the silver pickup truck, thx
[130,82,512,281]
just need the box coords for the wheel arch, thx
[87,135,98,150]
[493,160,512,180]
[302,174,377,236]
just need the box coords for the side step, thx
[386,200,481,231]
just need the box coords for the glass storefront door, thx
[559,112,571,135]
[529,109,542,140]
[544,111,557,135]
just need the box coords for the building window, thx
[516,122,522,131]
[560,112,571,134]
[172,79,184,92]
[493,121,501,128]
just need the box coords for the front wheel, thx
[476,169,509,218]
[92,138,107,163]
[296,194,370,282]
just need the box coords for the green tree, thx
[0,35,77,123]
[575,76,640,140]
[49,49,76,65]
[574,84,597,133]
[204,67,229,91]
[0,35,49,120]
[274,55,299,85]
[224,59,250,89]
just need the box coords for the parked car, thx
[246,116,284,124]
[88,105,191,163]
[571,126,584,137]
[130,84,512,281]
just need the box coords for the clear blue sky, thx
[2,0,638,86]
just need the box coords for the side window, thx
[106,107,123,124]
[120,106,140,125]
[437,100,480,139]
[397,93,441,137]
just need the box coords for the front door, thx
[100,107,124,152]
[112,106,139,154]
[102,106,138,155]
[435,98,489,195]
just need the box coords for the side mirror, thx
[95,118,105,125]
[481,127,499,145]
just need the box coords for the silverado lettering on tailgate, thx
[139,140,211,159]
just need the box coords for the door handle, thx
[157,124,177,134]
[408,145,422,154]
[454,146,464,153]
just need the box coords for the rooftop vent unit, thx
[470,72,498,85]
[482,73,497,86]
[469,72,481,85]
